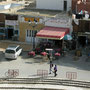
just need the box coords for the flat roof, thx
[0,1,71,18]
[6,8,70,18]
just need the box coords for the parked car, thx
[5,45,22,59]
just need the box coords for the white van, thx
[5,45,22,59]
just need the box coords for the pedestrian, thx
[47,53,50,60]
[49,61,53,74]
[54,65,57,77]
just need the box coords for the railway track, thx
[0,77,90,89]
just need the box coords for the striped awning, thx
[36,26,69,40]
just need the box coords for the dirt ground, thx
[0,40,32,52]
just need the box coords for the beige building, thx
[19,16,44,46]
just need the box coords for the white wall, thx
[45,18,71,28]
[67,0,71,11]
[44,18,72,34]
[36,0,71,11]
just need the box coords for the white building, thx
[44,17,72,34]
[36,0,71,11]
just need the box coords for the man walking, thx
[54,65,57,77]
[47,53,50,60]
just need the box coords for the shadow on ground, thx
[21,51,47,64]
[21,50,90,71]
[52,52,90,71]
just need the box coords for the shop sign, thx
[45,18,70,27]
[24,17,39,22]
[5,20,18,25]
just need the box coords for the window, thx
[5,50,15,54]
[14,30,18,35]
[16,46,21,52]
[27,30,29,37]
[64,1,67,11]
[16,47,19,52]
[29,30,31,37]
[0,29,5,33]
[27,30,31,37]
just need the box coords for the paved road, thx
[0,51,90,82]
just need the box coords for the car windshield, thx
[5,50,15,54]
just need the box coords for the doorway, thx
[64,1,67,11]
[8,28,14,39]
[26,30,32,42]
[26,30,37,43]
[78,36,87,47]
[54,40,62,48]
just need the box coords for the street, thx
[0,50,90,82]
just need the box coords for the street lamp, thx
[45,48,53,61]
[28,19,38,50]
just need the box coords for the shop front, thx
[0,13,5,40]
[36,26,70,48]
[36,17,71,49]
[5,14,19,40]
[19,16,44,46]
[72,19,90,48]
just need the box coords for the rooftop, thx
[0,0,71,18]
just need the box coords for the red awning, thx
[36,26,69,40]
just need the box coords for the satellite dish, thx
[74,19,79,25]
[4,4,11,9]
[85,14,89,19]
